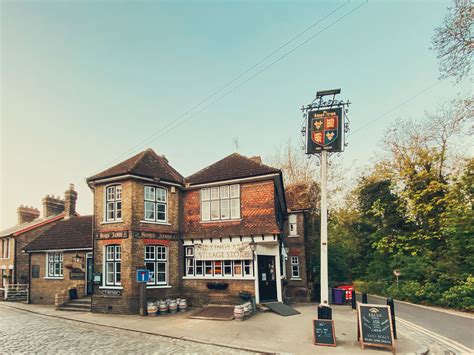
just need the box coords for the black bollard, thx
[351,289,356,309]
[362,292,368,304]
[317,305,332,320]
[387,297,397,339]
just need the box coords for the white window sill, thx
[101,220,123,225]
[140,220,171,225]
[288,234,299,237]
[99,286,123,290]
[200,219,242,224]
[182,276,254,280]
[290,278,302,281]
[44,277,64,280]
[146,285,172,289]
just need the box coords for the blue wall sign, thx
[136,269,150,283]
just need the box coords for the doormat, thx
[188,306,235,321]
[263,302,300,316]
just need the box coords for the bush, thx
[440,275,474,311]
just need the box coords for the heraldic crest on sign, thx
[311,110,339,146]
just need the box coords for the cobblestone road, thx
[0,306,252,354]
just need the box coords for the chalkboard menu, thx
[313,319,336,347]
[357,304,395,353]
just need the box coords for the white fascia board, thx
[89,174,183,188]
[185,173,280,189]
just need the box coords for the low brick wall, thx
[182,279,254,306]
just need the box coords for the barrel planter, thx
[234,305,244,321]
[169,300,178,314]
[159,300,168,315]
[147,302,158,316]
[243,302,252,318]
[178,299,187,312]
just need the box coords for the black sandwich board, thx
[357,303,395,354]
[313,319,336,347]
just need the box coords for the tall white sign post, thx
[302,89,349,318]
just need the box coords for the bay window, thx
[144,186,167,223]
[105,185,122,222]
[201,184,240,221]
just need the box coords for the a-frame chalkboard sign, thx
[313,319,336,347]
[357,303,395,354]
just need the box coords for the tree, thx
[432,0,473,82]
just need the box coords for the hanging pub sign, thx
[306,107,344,154]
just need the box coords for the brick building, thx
[0,187,76,298]
[84,148,312,314]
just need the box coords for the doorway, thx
[86,253,93,295]
[257,255,277,302]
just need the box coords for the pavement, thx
[0,301,468,354]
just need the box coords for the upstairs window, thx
[144,186,167,223]
[105,185,122,222]
[289,214,298,236]
[47,252,63,278]
[201,184,240,221]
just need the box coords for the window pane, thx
[244,260,252,276]
[289,214,297,223]
[156,188,166,202]
[106,263,114,284]
[224,261,232,275]
[230,184,240,198]
[156,246,166,260]
[157,203,166,222]
[186,258,194,276]
[214,261,222,275]
[115,262,121,283]
[220,199,230,219]
[210,200,219,220]
[205,261,213,275]
[145,202,155,220]
[145,186,155,201]
[106,246,114,260]
[201,188,210,201]
[210,187,219,200]
[146,262,155,283]
[185,247,194,257]
[107,202,115,220]
[201,201,210,221]
[115,246,121,260]
[116,201,122,219]
[115,185,122,200]
[219,186,229,199]
[145,246,155,260]
[195,260,203,276]
[230,199,240,219]
[234,260,242,276]
[107,186,115,201]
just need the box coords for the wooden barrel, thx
[169,299,178,314]
[147,302,158,316]
[178,299,187,312]
[234,305,244,321]
[159,300,168,315]
[244,302,252,317]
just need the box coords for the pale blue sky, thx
[1,0,471,228]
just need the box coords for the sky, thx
[1,0,471,229]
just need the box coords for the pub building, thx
[86,149,293,314]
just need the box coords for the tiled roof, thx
[285,183,314,211]
[24,216,93,251]
[186,153,280,185]
[87,149,184,184]
[0,214,64,238]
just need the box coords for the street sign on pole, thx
[137,269,150,283]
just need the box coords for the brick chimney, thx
[64,183,77,219]
[42,195,65,217]
[17,205,40,225]
[249,156,262,164]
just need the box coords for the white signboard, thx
[194,242,252,260]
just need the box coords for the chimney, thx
[42,195,65,217]
[249,156,262,164]
[64,183,78,219]
[17,205,40,225]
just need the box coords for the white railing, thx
[4,283,28,301]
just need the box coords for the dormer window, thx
[105,185,122,222]
[144,186,167,223]
[201,184,240,221]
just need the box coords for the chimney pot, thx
[249,156,262,164]
[17,206,40,225]
[64,183,78,219]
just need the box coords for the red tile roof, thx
[87,149,183,184]
[186,153,280,185]
[285,183,314,211]
[24,216,93,251]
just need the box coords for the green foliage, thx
[440,276,474,311]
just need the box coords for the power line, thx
[102,0,368,171]
[98,1,360,171]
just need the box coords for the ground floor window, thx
[47,252,63,278]
[291,256,300,279]
[105,245,121,286]
[184,246,253,278]
[145,245,168,285]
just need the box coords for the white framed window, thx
[291,256,300,279]
[144,186,167,223]
[145,245,168,285]
[1,238,10,259]
[47,252,63,278]
[201,184,240,221]
[105,185,122,222]
[105,245,121,286]
[289,214,298,236]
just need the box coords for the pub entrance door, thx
[257,255,277,302]
[86,253,93,295]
